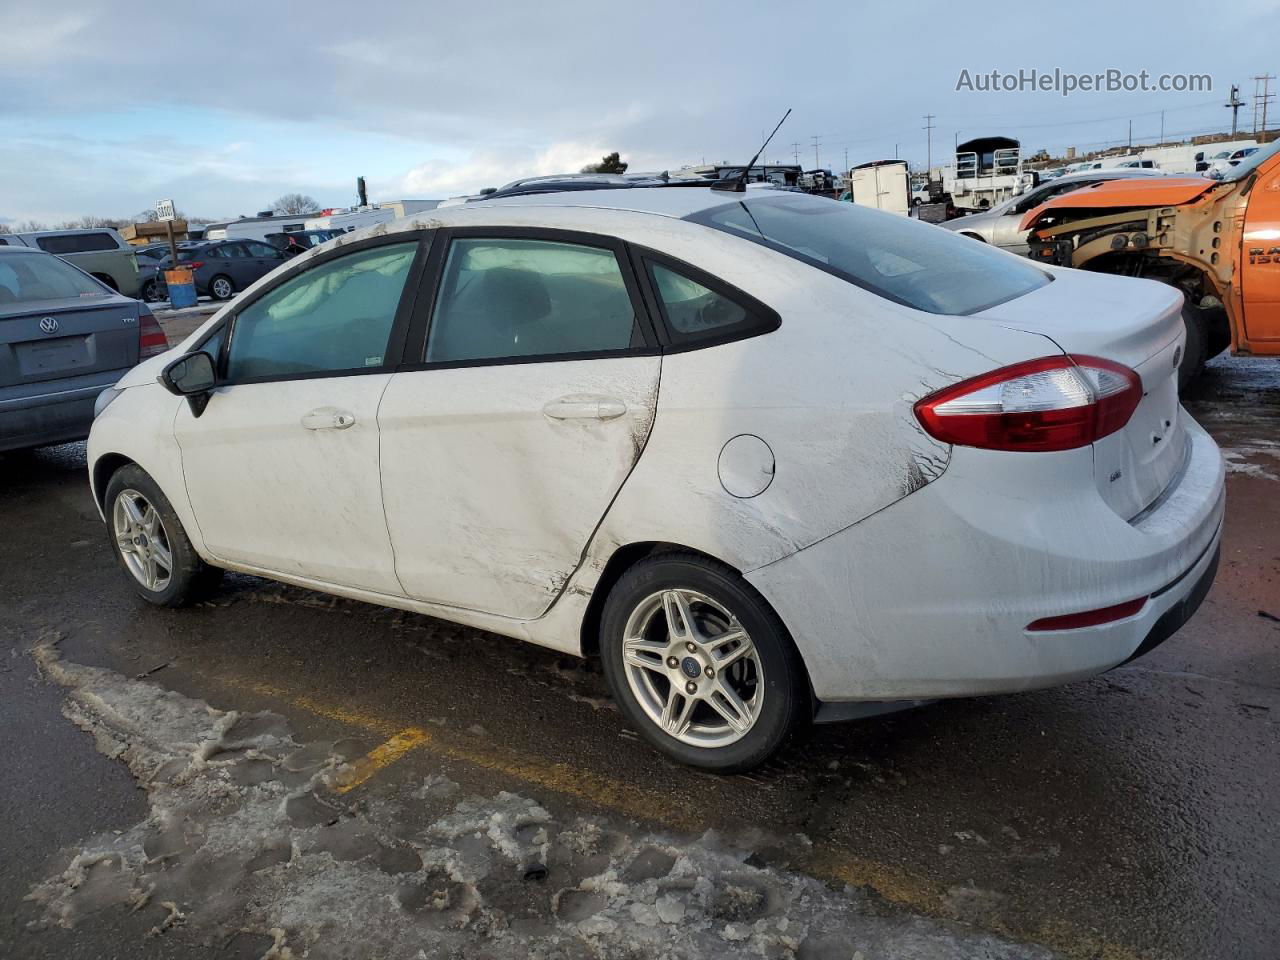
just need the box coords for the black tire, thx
[1178,302,1208,392]
[599,552,810,773]
[1202,306,1231,360]
[140,279,160,303]
[209,274,235,300]
[104,464,222,607]
[92,273,119,291]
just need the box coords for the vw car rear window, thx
[688,194,1050,315]
[0,252,110,304]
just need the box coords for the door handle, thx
[301,407,356,430]
[542,395,628,421]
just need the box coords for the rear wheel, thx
[91,272,119,291]
[140,278,161,302]
[209,275,235,300]
[104,464,221,606]
[599,552,809,772]
[1178,302,1208,392]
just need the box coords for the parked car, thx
[0,228,140,297]
[942,168,1167,254]
[136,242,202,302]
[0,246,166,452]
[89,186,1224,772]
[263,230,343,257]
[156,240,288,301]
[1205,146,1259,179]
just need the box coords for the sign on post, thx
[155,199,176,222]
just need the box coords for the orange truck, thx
[1023,141,1280,387]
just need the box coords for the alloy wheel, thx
[112,489,174,592]
[621,588,764,747]
[212,277,232,299]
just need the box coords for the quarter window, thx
[225,242,416,380]
[425,237,639,363]
[648,263,750,335]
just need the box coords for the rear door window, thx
[34,233,120,254]
[689,193,1051,315]
[425,237,641,363]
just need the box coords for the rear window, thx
[0,253,110,304]
[688,194,1051,315]
[34,232,120,254]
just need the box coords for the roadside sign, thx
[156,199,176,222]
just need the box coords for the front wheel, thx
[140,278,161,302]
[104,464,221,606]
[599,552,809,772]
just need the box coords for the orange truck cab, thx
[1023,141,1280,386]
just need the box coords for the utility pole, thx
[844,147,849,173]
[1160,110,1165,143]
[1255,74,1276,143]
[923,114,935,174]
[1225,84,1244,136]
[810,135,822,168]
[791,141,802,165]
[1127,119,1132,150]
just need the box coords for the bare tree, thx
[271,193,322,215]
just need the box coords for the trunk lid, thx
[975,269,1186,520]
[0,296,142,389]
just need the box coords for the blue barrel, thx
[164,268,197,309]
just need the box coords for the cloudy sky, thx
[1,1,1277,223]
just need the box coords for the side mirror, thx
[160,351,216,417]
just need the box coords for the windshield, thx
[1221,140,1279,183]
[688,193,1050,315]
[0,251,110,305]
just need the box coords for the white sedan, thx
[89,186,1225,772]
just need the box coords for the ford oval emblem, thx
[39,317,60,335]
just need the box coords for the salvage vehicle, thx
[88,186,1225,772]
[1,227,140,297]
[1022,139,1280,387]
[944,168,1165,254]
[1,246,166,452]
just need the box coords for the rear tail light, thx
[913,355,1141,452]
[138,307,169,359]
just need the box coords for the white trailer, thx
[306,199,441,233]
[847,160,910,216]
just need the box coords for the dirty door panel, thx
[378,232,660,620]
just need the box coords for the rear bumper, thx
[0,370,128,452]
[747,409,1226,702]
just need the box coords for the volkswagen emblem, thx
[39,317,59,335]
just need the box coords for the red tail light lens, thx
[138,308,169,359]
[913,355,1141,452]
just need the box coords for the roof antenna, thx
[712,108,791,192]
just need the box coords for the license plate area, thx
[16,335,93,376]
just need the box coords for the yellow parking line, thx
[331,726,432,794]
[207,669,1147,960]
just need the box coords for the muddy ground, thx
[1,352,1277,960]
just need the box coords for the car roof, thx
[476,185,737,219]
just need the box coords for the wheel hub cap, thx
[113,489,173,593]
[620,588,764,748]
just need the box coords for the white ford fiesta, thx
[89,185,1225,772]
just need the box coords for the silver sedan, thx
[942,169,1167,255]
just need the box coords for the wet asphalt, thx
[1,352,1277,960]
